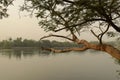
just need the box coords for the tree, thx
[13,37,23,47]
[0,0,14,19]
[22,39,36,47]
[40,40,52,48]
[0,40,12,48]
[20,0,120,59]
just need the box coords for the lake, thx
[0,49,120,80]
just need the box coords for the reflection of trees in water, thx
[0,48,87,59]
[0,49,51,59]
[38,50,51,56]
[114,59,120,80]
[1,49,118,59]
[116,70,120,80]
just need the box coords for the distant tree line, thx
[0,37,82,49]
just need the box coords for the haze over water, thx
[0,49,119,80]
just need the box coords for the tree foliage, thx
[0,0,13,19]
[22,0,120,34]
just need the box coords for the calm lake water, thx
[0,49,120,80]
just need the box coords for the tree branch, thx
[5,0,14,8]
[40,34,74,42]
[63,0,75,4]
[94,6,120,33]
[69,18,106,28]
[41,47,88,53]
[54,27,66,32]
[91,30,99,40]
[54,18,106,32]
[91,24,110,44]
[51,9,66,22]
[100,24,110,39]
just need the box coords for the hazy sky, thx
[0,0,111,41]
[0,0,49,40]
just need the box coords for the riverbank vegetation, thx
[0,37,82,49]
[0,37,119,50]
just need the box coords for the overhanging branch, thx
[90,24,110,44]
[40,34,74,41]
[63,0,75,4]
[91,29,99,40]
[69,19,106,28]
[5,0,14,8]
[42,47,88,53]
[54,18,106,32]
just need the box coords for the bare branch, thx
[70,30,79,42]
[100,24,110,38]
[54,27,66,32]
[41,39,90,53]
[42,47,88,53]
[63,0,75,4]
[91,30,99,40]
[91,24,110,44]
[40,34,74,41]
[5,0,14,8]
[69,18,106,28]
[54,18,106,32]
[99,23,104,33]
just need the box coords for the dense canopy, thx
[21,0,120,33]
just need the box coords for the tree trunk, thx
[42,40,120,60]
[41,34,120,60]
[86,41,120,60]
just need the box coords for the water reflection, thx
[114,59,120,80]
[0,49,51,59]
[0,49,87,59]
[0,49,119,80]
